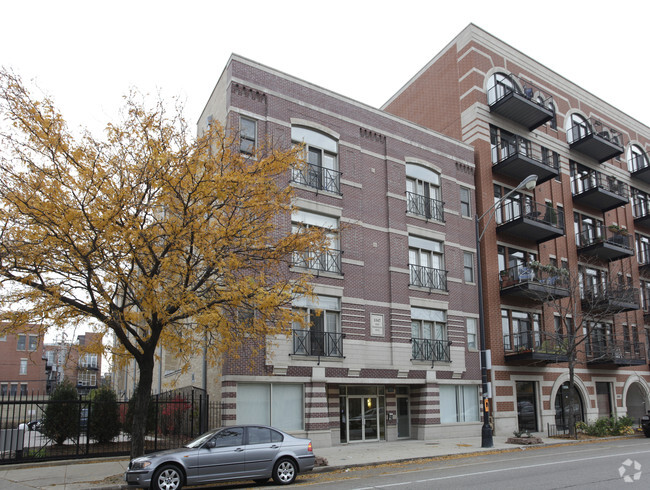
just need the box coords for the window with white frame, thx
[237,383,304,430]
[406,164,443,221]
[463,252,474,283]
[439,385,480,423]
[411,307,448,361]
[239,117,256,154]
[80,353,98,369]
[291,210,341,274]
[409,236,446,290]
[28,335,38,352]
[78,372,97,386]
[292,295,342,357]
[291,126,340,194]
[627,144,648,173]
[467,318,477,350]
[16,335,26,351]
[566,113,590,144]
[19,359,27,375]
[460,187,471,217]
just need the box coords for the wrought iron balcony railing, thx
[292,329,344,358]
[499,263,569,290]
[586,340,645,364]
[576,225,632,249]
[411,337,451,362]
[293,248,342,275]
[409,264,447,291]
[571,170,628,199]
[406,191,445,222]
[291,163,342,194]
[503,331,568,356]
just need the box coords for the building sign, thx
[370,313,384,337]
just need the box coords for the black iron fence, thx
[0,388,221,464]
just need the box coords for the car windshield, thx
[185,429,219,448]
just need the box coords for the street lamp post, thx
[475,174,538,448]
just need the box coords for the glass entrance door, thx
[347,396,379,442]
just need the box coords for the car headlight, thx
[130,459,152,470]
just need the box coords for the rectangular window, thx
[237,383,304,431]
[467,318,477,350]
[291,210,341,274]
[10,384,17,396]
[409,236,446,290]
[20,384,27,396]
[439,385,480,423]
[0,334,6,341]
[411,307,448,361]
[240,117,256,154]
[80,353,98,369]
[463,252,474,282]
[0,384,7,396]
[460,187,471,217]
[19,359,27,375]
[28,335,38,352]
[292,295,342,357]
[16,335,26,351]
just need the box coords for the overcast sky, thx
[3,0,650,137]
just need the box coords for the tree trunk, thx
[130,356,154,458]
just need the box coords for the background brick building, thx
[0,325,47,396]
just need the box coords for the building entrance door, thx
[347,396,379,442]
[396,396,410,438]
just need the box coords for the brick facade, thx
[197,55,481,447]
[384,23,650,435]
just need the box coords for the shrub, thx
[88,386,121,443]
[576,416,635,437]
[42,381,80,445]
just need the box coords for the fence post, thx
[153,394,159,452]
[86,397,91,456]
[190,391,194,438]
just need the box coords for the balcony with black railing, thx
[576,225,634,262]
[586,340,645,367]
[406,191,445,222]
[487,74,554,130]
[409,264,447,291]
[581,283,640,314]
[293,248,342,275]
[503,331,569,364]
[630,152,650,184]
[571,170,628,212]
[567,117,624,163]
[495,200,565,244]
[291,163,342,194]
[499,264,570,301]
[292,329,344,358]
[491,135,559,184]
[411,337,451,363]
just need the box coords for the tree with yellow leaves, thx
[0,69,326,457]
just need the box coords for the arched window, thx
[565,113,591,144]
[405,164,443,221]
[291,126,340,194]
[627,144,649,173]
[487,72,519,105]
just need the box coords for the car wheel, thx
[272,458,297,485]
[254,478,269,484]
[152,464,183,490]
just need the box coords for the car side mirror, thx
[204,440,216,449]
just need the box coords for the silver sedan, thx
[124,425,315,489]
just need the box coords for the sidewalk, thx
[0,434,583,489]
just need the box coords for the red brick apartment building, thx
[384,24,650,435]
[194,55,480,447]
[44,332,102,395]
[0,326,47,396]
